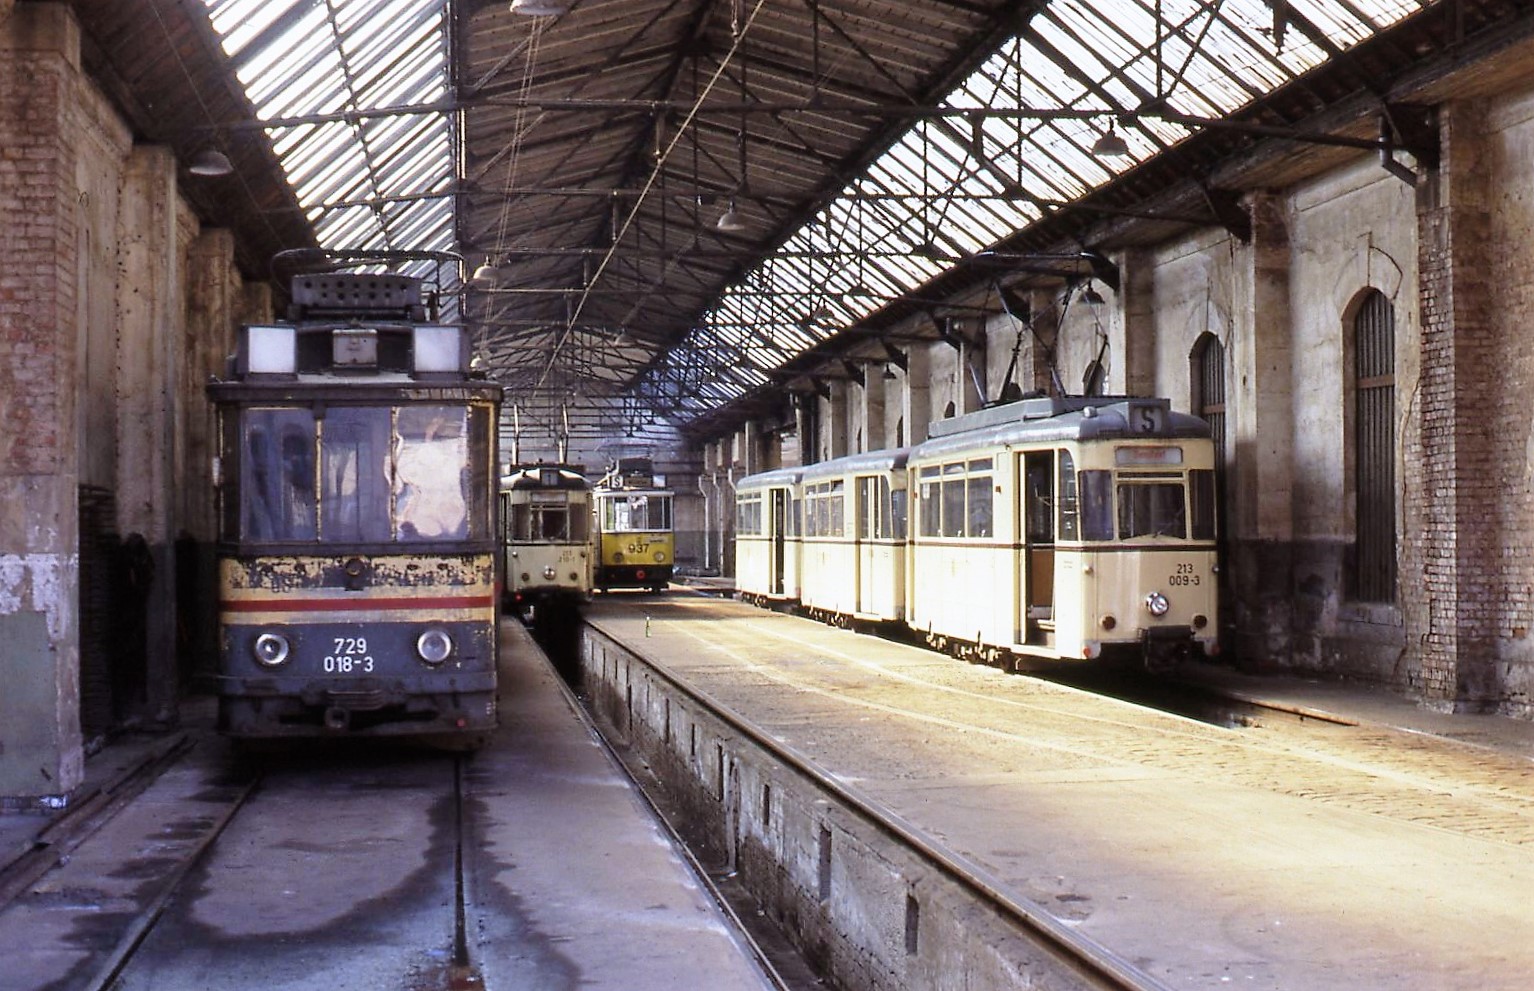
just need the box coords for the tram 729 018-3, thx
[207,254,502,741]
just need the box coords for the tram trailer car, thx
[208,265,503,740]
[500,464,593,616]
[734,396,1218,670]
[592,460,675,592]
[796,449,910,626]
[733,466,803,607]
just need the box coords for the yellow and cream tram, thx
[592,459,675,592]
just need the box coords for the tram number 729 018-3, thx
[324,637,376,673]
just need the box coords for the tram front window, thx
[1117,482,1187,539]
[393,407,469,540]
[237,405,477,543]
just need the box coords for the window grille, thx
[1353,291,1397,603]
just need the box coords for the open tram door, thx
[1021,451,1056,647]
[769,487,788,597]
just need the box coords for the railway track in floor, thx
[0,735,486,991]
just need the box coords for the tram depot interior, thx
[3,0,1534,799]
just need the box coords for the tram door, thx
[770,488,787,596]
[1021,452,1056,644]
[855,476,875,614]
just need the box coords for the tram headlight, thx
[543,566,558,580]
[653,551,665,563]
[1144,591,1171,617]
[253,632,291,667]
[416,628,454,665]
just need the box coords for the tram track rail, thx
[577,617,1173,991]
[1,735,487,991]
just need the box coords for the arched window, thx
[1191,333,1226,472]
[1082,360,1105,397]
[1352,290,1396,603]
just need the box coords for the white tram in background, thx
[733,396,1219,670]
[498,464,593,617]
[734,466,803,607]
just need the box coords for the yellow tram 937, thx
[592,458,675,592]
[207,252,502,742]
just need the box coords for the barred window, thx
[1352,291,1397,603]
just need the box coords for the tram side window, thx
[966,459,993,538]
[918,468,941,537]
[941,464,966,538]
[737,496,762,536]
[1057,451,1079,540]
[1079,470,1114,541]
[393,406,469,541]
[1118,482,1186,539]
[242,409,317,541]
[320,407,390,542]
[890,487,908,540]
[1190,469,1216,540]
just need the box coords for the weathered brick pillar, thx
[1229,192,1297,667]
[0,3,84,799]
[1409,102,1499,710]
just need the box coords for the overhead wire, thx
[531,0,773,397]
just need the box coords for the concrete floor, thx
[583,591,1534,991]
[0,620,778,991]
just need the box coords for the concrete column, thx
[1228,191,1297,665]
[1119,250,1157,398]
[0,2,85,800]
[1407,102,1498,710]
[116,145,181,724]
[1027,287,1060,395]
[904,346,932,445]
[825,382,849,460]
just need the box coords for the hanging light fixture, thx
[881,363,899,381]
[470,263,500,288]
[1082,281,1106,305]
[1091,122,1130,158]
[510,0,568,15]
[188,148,233,176]
[716,199,747,233]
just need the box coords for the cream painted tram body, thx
[733,396,1218,670]
[796,449,910,626]
[499,464,593,617]
[734,467,804,607]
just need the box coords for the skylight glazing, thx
[202,0,457,268]
[644,0,1423,412]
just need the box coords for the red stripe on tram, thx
[220,594,494,613]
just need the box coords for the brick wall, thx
[0,35,71,479]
